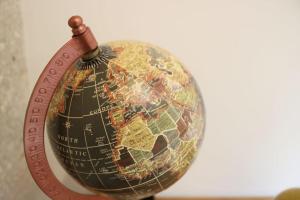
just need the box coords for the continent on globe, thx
[46,41,205,200]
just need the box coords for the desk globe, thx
[25,16,205,200]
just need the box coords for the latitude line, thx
[56,100,121,119]
[57,112,83,118]
[65,78,107,91]
[49,135,117,149]
[65,167,118,175]
[93,67,139,195]
[51,135,174,164]
[54,150,89,162]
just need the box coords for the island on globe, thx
[46,41,205,200]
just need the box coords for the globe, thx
[46,41,205,200]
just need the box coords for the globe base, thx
[141,196,155,200]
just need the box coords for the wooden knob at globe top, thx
[68,15,87,36]
[275,188,300,200]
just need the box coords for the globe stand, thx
[23,16,113,200]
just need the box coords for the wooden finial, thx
[68,15,87,36]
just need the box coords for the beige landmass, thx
[172,139,197,173]
[173,84,200,109]
[121,116,156,151]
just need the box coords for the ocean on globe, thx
[46,41,205,200]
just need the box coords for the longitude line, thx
[102,56,165,190]
[93,66,139,195]
[64,91,90,188]
[81,79,106,187]
[140,105,164,190]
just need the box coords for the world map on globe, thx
[46,41,205,200]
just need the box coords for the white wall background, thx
[20,0,300,199]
